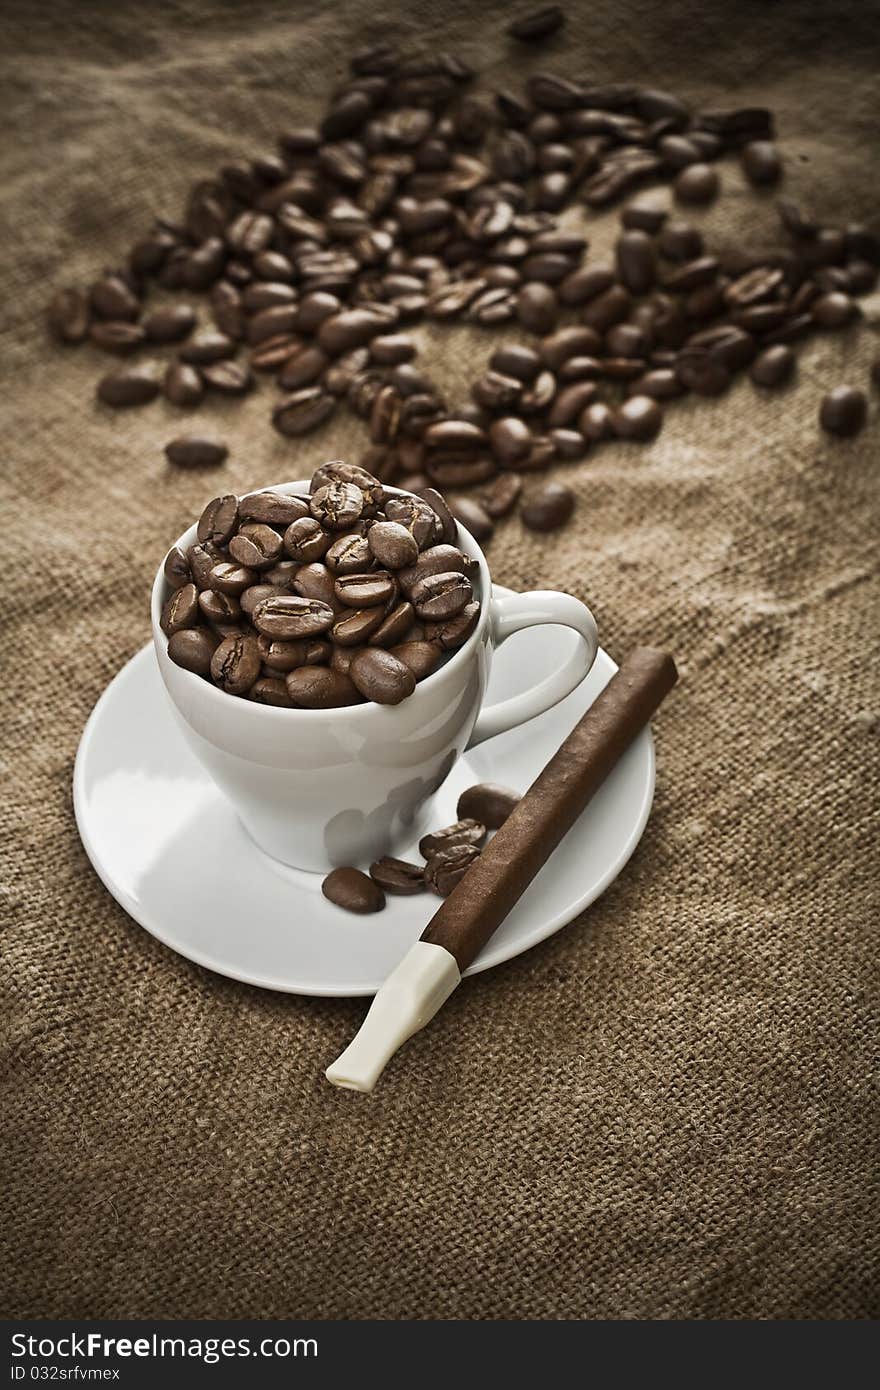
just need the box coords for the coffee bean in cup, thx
[160,461,483,707]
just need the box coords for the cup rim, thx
[151,480,493,721]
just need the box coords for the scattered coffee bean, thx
[424,842,481,896]
[674,163,719,204]
[750,345,795,388]
[164,362,204,408]
[369,857,426,894]
[164,436,229,468]
[521,480,575,531]
[419,818,486,858]
[819,386,867,437]
[97,366,160,408]
[741,141,781,185]
[457,783,521,828]
[508,7,565,41]
[615,395,663,441]
[322,866,386,913]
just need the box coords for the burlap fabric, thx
[1,0,877,1321]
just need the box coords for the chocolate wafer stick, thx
[326,646,677,1092]
[422,645,678,971]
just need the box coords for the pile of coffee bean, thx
[49,11,878,542]
[322,782,521,911]
[161,460,482,707]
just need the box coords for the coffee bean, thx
[370,334,416,365]
[325,531,371,575]
[490,344,542,383]
[209,561,257,595]
[210,633,261,695]
[90,321,147,353]
[750,345,795,388]
[658,220,703,261]
[369,857,426,894]
[424,420,488,453]
[481,471,522,517]
[415,487,458,545]
[819,386,867,437]
[310,481,365,531]
[548,381,597,428]
[248,677,294,707]
[349,648,417,705]
[811,292,857,329]
[163,362,204,408]
[449,496,494,543]
[425,600,480,649]
[332,606,386,646]
[335,571,398,609]
[240,491,310,526]
[398,544,473,594]
[253,595,335,639]
[291,564,337,611]
[322,866,385,912]
[581,285,632,332]
[167,627,219,677]
[368,600,415,648]
[90,274,140,321]
[521,480,575,531]
[198,588,242,627]
[616,230,656,294]
[97,366,161,408]
[615,395,664,441]
[259,636,331,672]
[47,287,89,343]
[384,495,437,548]
[143,304,197,343]
[674,164,719,204]
[675,349,730,396]
[456,783,521,828]
[472,370,524,411]
[621,199,668,234]
[202,360,254,394]
[516,282,559,335]
[287,666,362,708]
[272,388,336,436]
[198,494,239,546]
[163,546,192,591]
[317,309,388,355]
[229,523,283,570]
[489,417,532,465]
[411,570,473,621]
[164,436,228,468]
[741,141,781,185]
[508,7,565,41]
[579,400,615,441]
[540,325,602,370]
[367,520,420,569]
[424,842,481,896]
[160,582,199,636]
[390,640,443,680]
[241,584,287,618]
[419,818,485,858]
[187,542,223,590]
[178,330,236,364]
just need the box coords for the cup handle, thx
[466,587,599,750]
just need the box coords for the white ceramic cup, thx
[151,481,599,872]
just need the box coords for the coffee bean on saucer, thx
[819,386,867,437]
[349,648,417,704]
[521,480,575,532]
[419,818,486,858]
[210,633,261,695]
[165,436,228,468]
[160,582,199,636]
[369,857,426,894]
[286,666,363,708]
[457,783,521,828]
[167,627,219,676]
[322,866,386,913]
[424,842,481,896]
[367,520,420,569]
[750,345,795,388]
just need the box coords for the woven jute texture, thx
[1,0,878,1320]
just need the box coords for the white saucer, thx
[73,589,655,996]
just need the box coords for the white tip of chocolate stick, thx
[325,941,461,1093]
